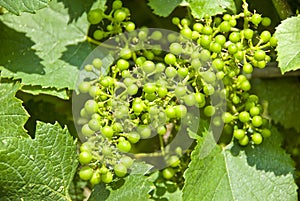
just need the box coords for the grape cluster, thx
[171,2,275,146]
[87,0,135,41]
[77,0,276,183]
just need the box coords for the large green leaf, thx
[252,78,300,133]
[182,128,297,200]
[0,0,95,96]
[0,82,29,138]
[187,0,236,19]
[147,0,182,17]
[0,122,78,201]
[0,0,50,15]
[275,16,300,74]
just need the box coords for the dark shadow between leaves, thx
[88,183,110,201]
[230,138,295,177]
[57,0,95,23]
[0,21,45,75]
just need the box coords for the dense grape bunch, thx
[75,0,275,185]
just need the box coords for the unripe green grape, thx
[157,125,167,135]
[84,64,93,72]
[80,142,91,152]
[126,132,140,143]
[79,151,93,165]
[260,30,271,43]
[191,59,201,70]
[215,35,226,46]
[164,53,177,65]
[239,135,249,146]
[117,59,130,71]
[169,42,182,55]
[127,84,139,95]
[233,129,245,140]
[180,28,193,39]
[145,93,156,102]
[87,9,103,25]
[175,105,187,118]
[101,126,114,138]
[181,18,190,26]
[155,63,166,73]
[101,146,112,156]
[202,26,213,35]
[167,155,180,167]
[137,125,152,138]
[195,92,206,107]
[79,166,93,181]
[166,107,177,119]
[252,115,263,127]
[138,30,148,40]
[88,86,100,98]
[125,22,135,32]
[203,84,215,96]
[210,42,222,53]
[199,35,211,49]
[90,172,101,185]
[250,106,260,116]
[88,119,101,131]
[92,58,102,69]
[112,0,122,9]
[114,9,127,22]
[151,31,163,40]
[212,58,225,71]
[120,156,134,168]
[172,17,180,25]
[261,128,271,138]
[228,44,238,54]
[142,60,155,74]
[219,21,231,32]
[178,68,189,78]
[251,13,262,25]
[165,66,177,78]
[79,82,91,93]
[132,102,144,114]
[204,105,215,117]
[183,94,196,106]
[240,80,251,91]
[243,28,254,39]
[117,140,132,152]
[254,50,266,61]
[162,167,175,180]
[120,48,132,60]
[262,17,271,26]
[229,19,237,27]
[239,111,250,123]
[270,37,278,47]
[229,32,241,43]
[222,112,233,124]
[223,14,231,21]
[157,87,168,98]
[84,100,98,115]
[143,83,156,94]
[144,51,155,60]
[243,63,253,74]
[102,171,113,183]
[93,30,104,40]
[202,71,216,84]
[193,23,203,32]
[252,133,263,144]
[199,49,211,62]
[114,163,127,177]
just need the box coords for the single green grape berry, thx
[165,66,177,78]
[157,125,167,135]
[112,0,122,9]
[252,133,263,145]
[127,84,139,95]
[261,17,271,27]
[193,23,203,32]
[90,171,101,185]
[240,80,251,91]
[117,140,132,152]
[212,58,225,71]
[92,58,102,69]
[80,142,91,152]
[137,125,152,138]
[151,31,163,40]
[252,115,263,127]
[101,126,114,138]
[239,111,250,123]
[114,9,127,22]
[162,168,175,180]
[132,102,144,114]
[157,87,168,98]
[180,28,193,39]
[181,18,190,26]
[202,71,216,84]
[261,128,271,138]
[243,28,254,40]
[183,94,196,106]
[200,35,211,49]
[81,124,95,136]
[120,156,134,168]
[254,50,266,61]
[202,26,213,35]
[169,42,182,55]
[178,67,189,78]
[228,44,238,54]
[114,163,127,177]
[233,129,245,140]
[270,37,277,47]
[101,171,113,184]
[88,86,100,98]
[78,82,91,93]
[117,59,130,71]
[251,13,262,25]
[84,100,98,115]
[93,30,104,40]
[243,63,253,74]
[215,35,226,46]
[79,151,93,165]
[172,17,180,25]
[250,106,260,116]
[167,155,180,167]
[120,48,132,60]
[87,9,103,25]
[204,105,215,117]
[79,166,93,181]
[88,119,101,131]
[84,64,93,72]
[142,60,155,74]
[239,135,249,146]
[223,14,231,21]
[156,63,166,73]
[203,84,215,96]
[143,83,156,94]
[229,32,241,43]
[222,112,233,124]
[219,21,231,32]
[126,22,135,32]
[175,86,186,97]
[210,42,222,53]
[166,107,176,119]
[126,132,140,144]
[175,105,187,118]
[164,53,177,65]
[260,30,271,43]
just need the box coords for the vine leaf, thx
[0,0,50,15]
[252,78,300,132]
[275,16,300,74]
[187,0,236,19]
[148,0,182,17]
[0,0,94,97]
[0,82,29,138]
[0,121,78,201]
[88,175,153,201]
[182,128,297,201]
[148,0,236,18]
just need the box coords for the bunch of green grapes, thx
[76,0,276,184]
[171,1,274,146]
[87,0,135,41]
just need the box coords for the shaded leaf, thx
[148,0,182,17]
[275,16,300,73]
